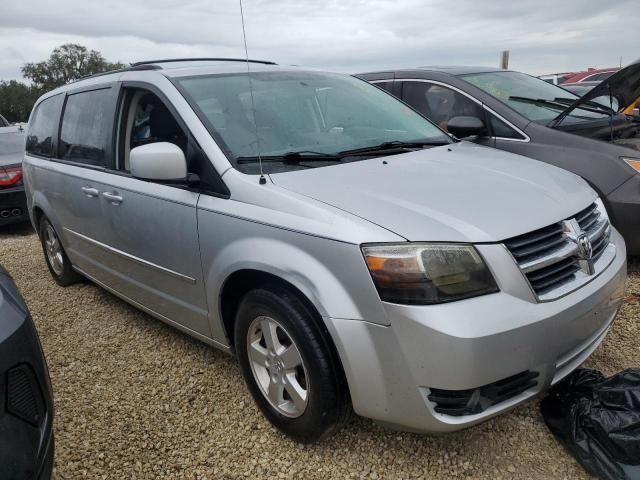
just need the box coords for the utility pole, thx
[500,50,510,69]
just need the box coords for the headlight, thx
[361,243,498,305]
[622,157,640,173]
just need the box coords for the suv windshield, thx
[176,71,450,173]
[461,71,611,124]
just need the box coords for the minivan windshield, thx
[176,71,451,173]
[461,71,612,124]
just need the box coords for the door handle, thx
[81,186,99,197]
[102,191,123,205]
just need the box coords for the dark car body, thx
[0,265,54,479]
[0,124,29,225]
[358,65,640,254]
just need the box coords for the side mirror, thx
[130,142,187,181]
[447,116,487,139]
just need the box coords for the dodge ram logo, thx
[563,219,596,275]
[577,233,593,261]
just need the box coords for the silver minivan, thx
[23,59,626,442]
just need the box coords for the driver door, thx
[96,85,211,337]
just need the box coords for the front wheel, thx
[38,217,81,286]
[235,287,351,443]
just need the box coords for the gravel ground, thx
[1,224,638,479]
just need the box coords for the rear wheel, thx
[235,287,351,443]
[38,217,81,286]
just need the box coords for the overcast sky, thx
[0,0,637,81]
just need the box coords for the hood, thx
[554,62,640,126]
[270,142,596,243]
[0,126,26,167]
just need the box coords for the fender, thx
[200,232,391,346]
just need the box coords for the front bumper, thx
[327,229,627,433]
[0,185,29,225]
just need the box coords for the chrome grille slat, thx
[526,257,577,282]
[591,227,610,259]
[509,234,566,259]
[505,202,613,300]
[579,212,600,231]
[575,203,598,224]
[520,242,578,274]
[504,224,564,250]
[529,266,578,292]
[586,218,608,242]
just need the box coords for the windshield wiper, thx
[236,140,450,165]
[552,97,615,114]
[236,150,342,164]
[508,96,568,110]
[509,96,612,116]
[338,139,450,157]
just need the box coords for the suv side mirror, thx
[130,142,187,181]
[447,116,487,139]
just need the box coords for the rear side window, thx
[59,88,115,167]
[26,94,64,157]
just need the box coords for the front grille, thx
[428,370,539,416]
[7,364,45,427]
[505,202,612,300]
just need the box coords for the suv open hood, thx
[271,142,596,243]
[554,62,640,126]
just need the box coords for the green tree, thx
[0,80,39,123]
[21,43,125,93]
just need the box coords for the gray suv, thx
[23,59,626,442]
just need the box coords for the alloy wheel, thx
[44,224,64,276]
[246,315,309,418]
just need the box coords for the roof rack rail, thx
[66,58,276,86]
[130,58,276,67]
[71,63,159,84]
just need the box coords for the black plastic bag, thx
[541,368,640,480]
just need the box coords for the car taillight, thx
[0,165,22,187]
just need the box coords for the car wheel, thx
[235,287,351,443]
[39,217,81,286]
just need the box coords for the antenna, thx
[239,0,266,185]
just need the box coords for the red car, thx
[562,68,620,84]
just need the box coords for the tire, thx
[38,217,81,286]
[234,287,351,443]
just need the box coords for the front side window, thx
[59,88,115,167]
[462,71,611,125]
[373,81,395,94]
[401,81,484,132]
[177,71,450,173]
[26,94,64,157]
[400,81,524,140]
[119,89,188,171]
